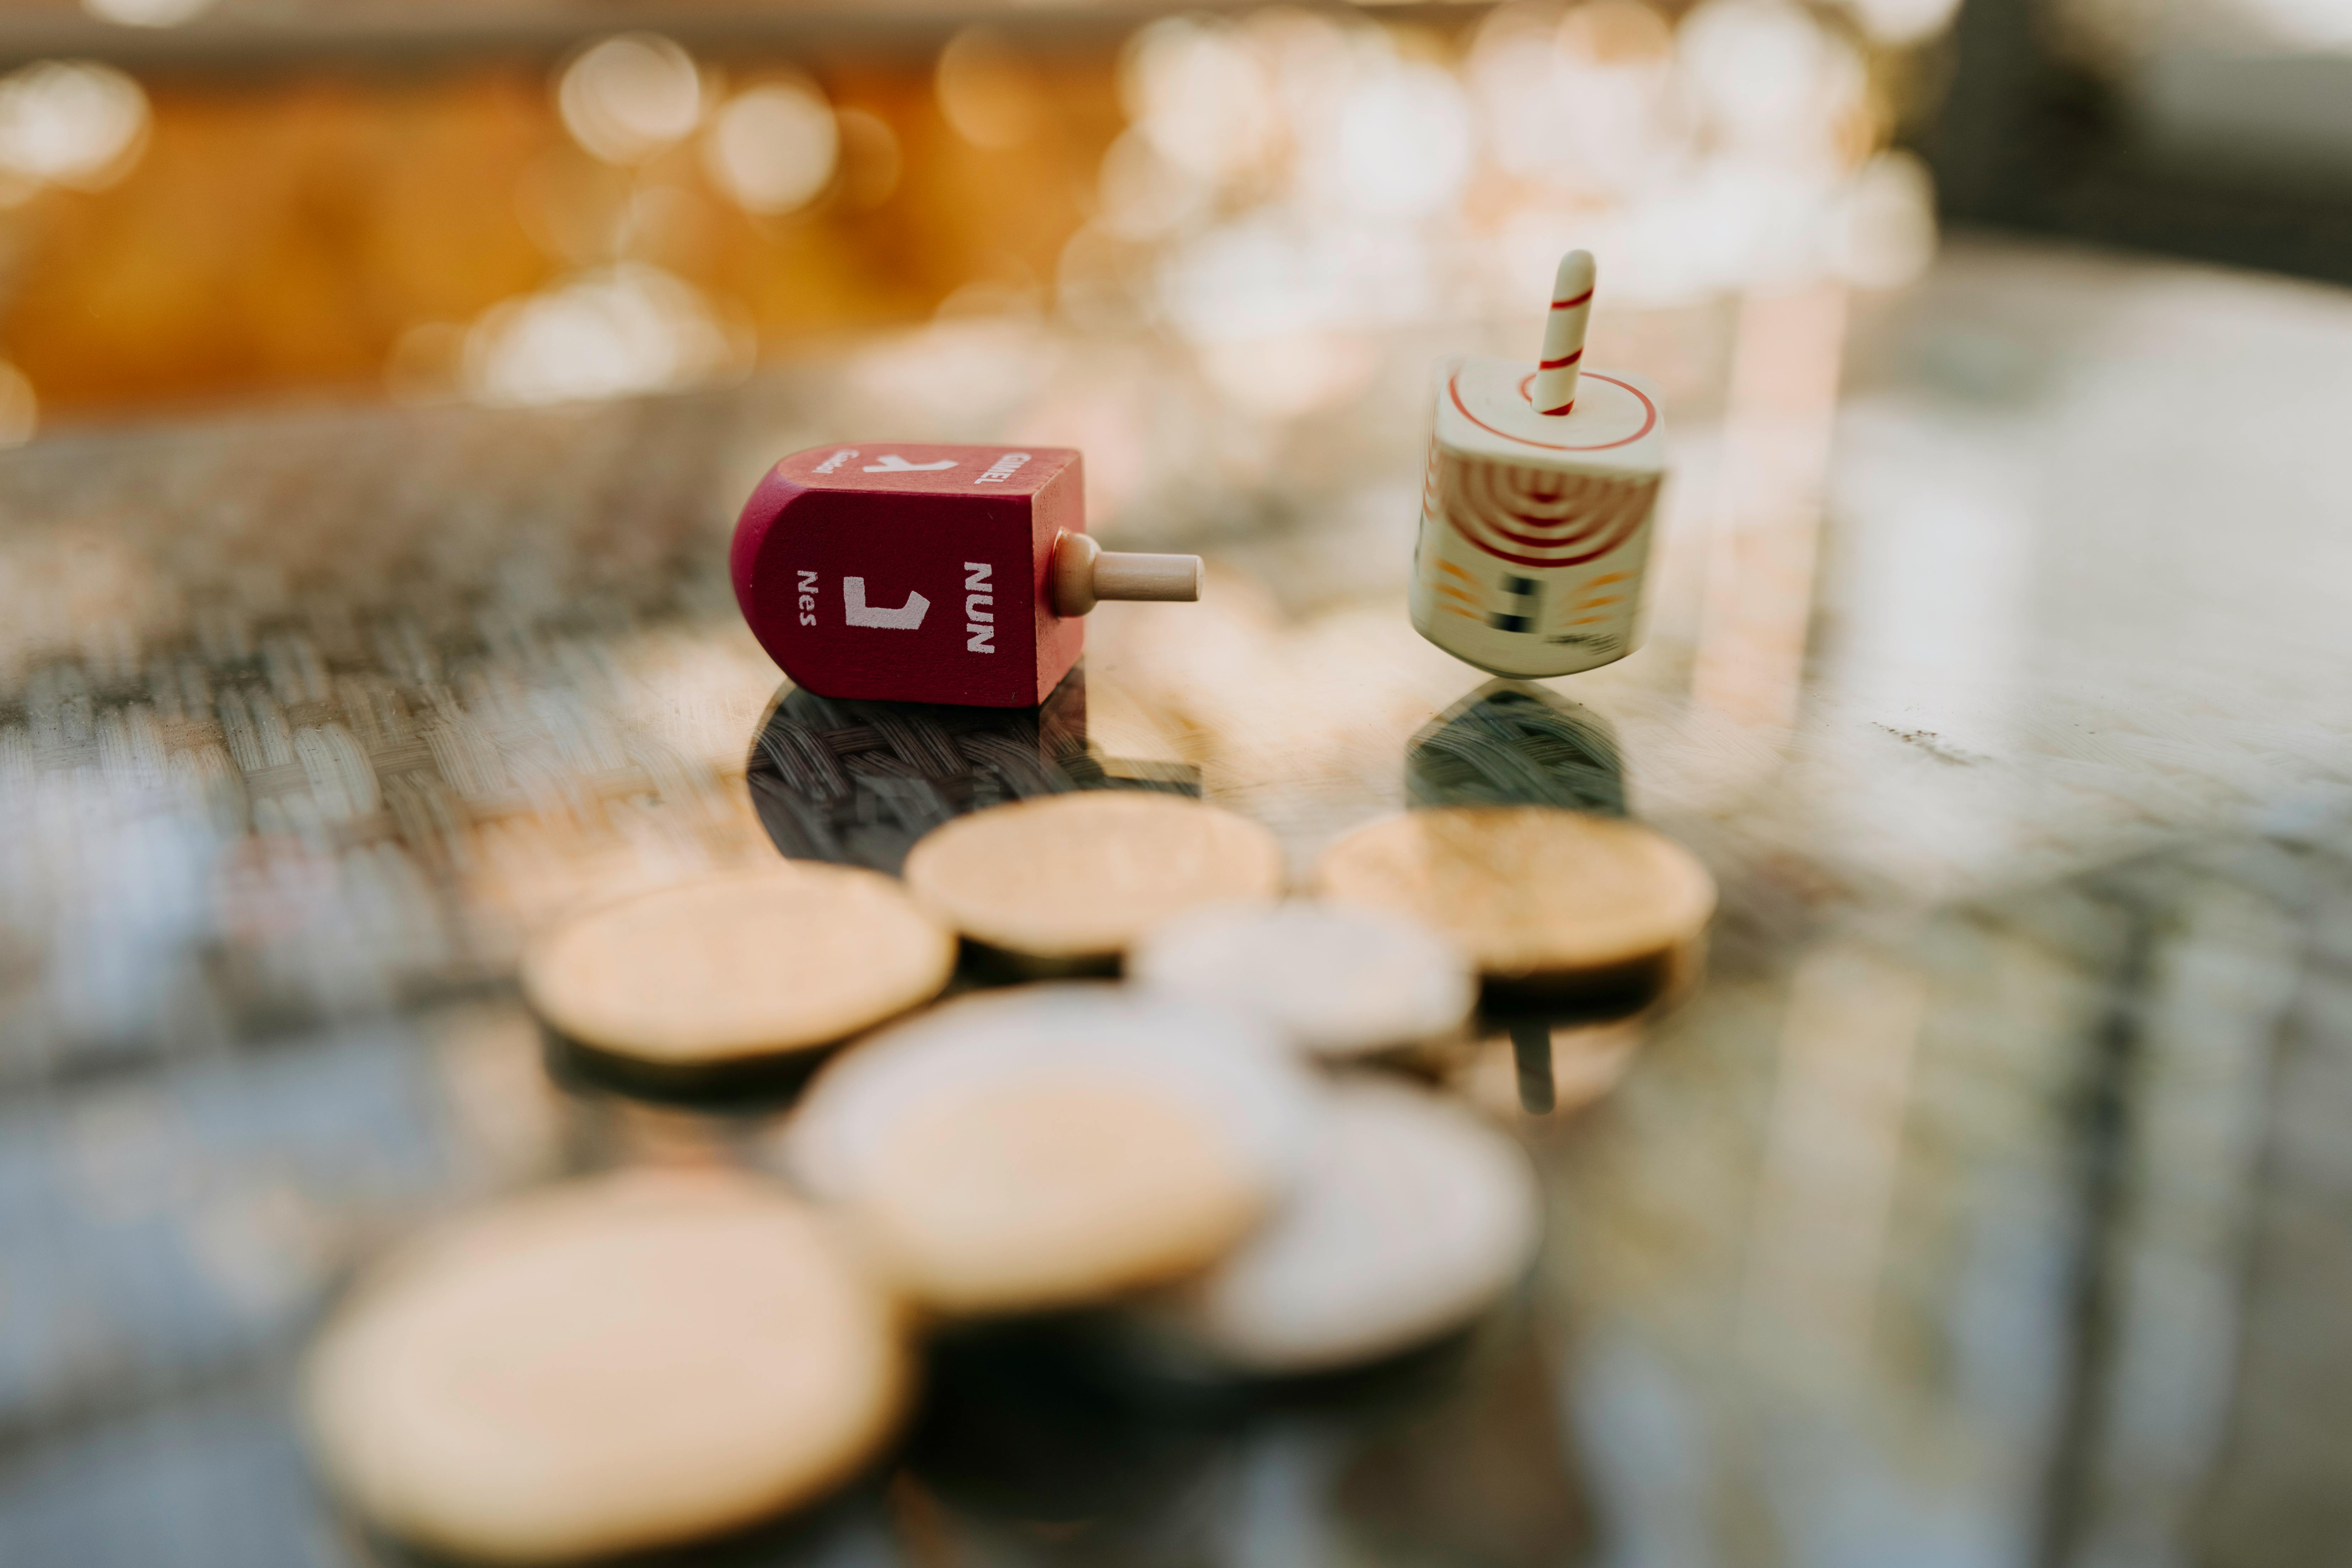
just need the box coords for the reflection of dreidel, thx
[1409,251,1669,678]
[732,444,1202,707]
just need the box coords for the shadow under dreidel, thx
[1406,679,1625,816]
[746,666,1093,877]
[746,662,1201,880]
[747,662,1203,986]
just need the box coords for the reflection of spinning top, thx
[1407,680,1625,816]
[1409,251,1668,678]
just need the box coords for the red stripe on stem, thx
[1537,350,1584,370]
[1548,289,1594,310]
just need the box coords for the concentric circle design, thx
[1439,457,1658,570]
[1447,369,1657,452]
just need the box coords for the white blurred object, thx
[1158,209,1438,340]
[559,34,706,166]
[845,314,1057,430]
[1843,0,1965,46]
[936,26,1046,150]
[1472,1,1685,198]
[703,80,839,215]
[0,60,148,190]
[1306,61,1473,219]
[1096,129,1215,241]
[81,0,215,26]
[1131,901,1476,1059]
[1678,0,1865,166]
[1193,329,1380,418]
[1122,15,1278,182]
[1139,1077,1542,1375]
[2227,0,2352,49]
[1824,151,1939,289]
[463,264,747,407]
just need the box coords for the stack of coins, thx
[307,773,1718,1556]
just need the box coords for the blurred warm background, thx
[0,0,2341,437]
[0,0,1964,434]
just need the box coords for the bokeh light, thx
[1122,16,1278,182]
[2228,0,2352,48]
[1824,150,1939,288]
[1845,0,1967,45]
[704,79,840,216]
[80,0,217,27]
[0,60,149,190]
[463,265,747,407]
[1309,61,1473,219]
[936,27,1049,151]
[558,34,707,167]
[1679,0,1867,167]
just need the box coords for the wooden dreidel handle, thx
[1051,532,1204,617]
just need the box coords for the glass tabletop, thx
[4,233,2351,1566]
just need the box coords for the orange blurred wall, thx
[1,42,1123,420]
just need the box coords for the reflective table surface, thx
[5,235,2352,1566]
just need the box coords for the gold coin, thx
[520,867,955,1066]
[1314,807,1714,982]
[860,1082,1267,1316]
[902,793,1284,963]
[781,985,1319,1317]
[304,1170,911,1564]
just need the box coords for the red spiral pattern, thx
[1440,459,1657,570]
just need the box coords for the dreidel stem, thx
[1051,532,1203,617]
[1534,250,1596,417]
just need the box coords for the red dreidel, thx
[731,443,1202,707]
